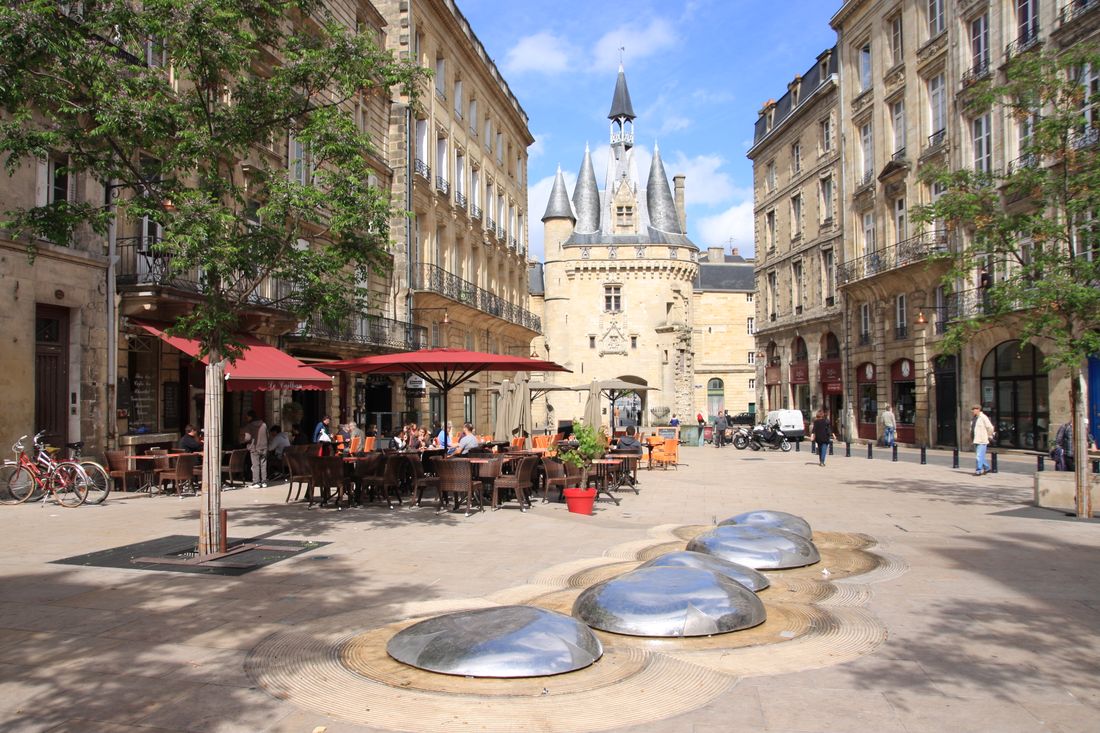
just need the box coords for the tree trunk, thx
[199,352,225,555]
[1073,366,1092,519]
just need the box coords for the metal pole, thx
[1037,455,1045,472]
[106,179,119,450]
[845,441,851,457]
[867,443,873,459]
[795,439,800,452]
[991,452,998,473]
[920,445,927,464]
[892,444,898,462]
[829,442,834,455]
[952,448,959,468]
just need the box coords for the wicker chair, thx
[159,454,198,496]
[105,450,143,492]
[308,455,353,509]
[284,447,314,503]
[541,457,571,503]
[409,458,441,508]
[222,449,248,487]
[431,457,482,516]
[492,455,537,511]
[364,455,404,509]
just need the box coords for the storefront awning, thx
[135,321,332,392]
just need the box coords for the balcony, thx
[960,59,991,87]
[836,230,949,285]
[1060,0,1100,26]
[486,217,497,236]
[496,225,506,239]
[1006,152,1040,174]
[116,236,293,307]
[435,176,450,195]
[414,158,430,181]
[1005,22,1041,59]
[856,169,875,189]
[895,324,909,340]
[291,314,426,352]
[1070,126,1100,150]
[509,236,518,251]
[470,204,482,220]
[892,147,908,162]
[411,262,541,333]
[924,128,947,155]
[858,332,871,346]
[454,191,467,210]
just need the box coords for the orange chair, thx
[510,436,526,449]
[362,436,376,453]
[349,435,362,454]
[480,434,493,444]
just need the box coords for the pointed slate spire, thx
[646,142,682,234]
[541,166,576,223]
[572,143,601,233]
[608,63,636,121]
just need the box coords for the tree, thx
[0,0,424,552]
[913,44,1100,518]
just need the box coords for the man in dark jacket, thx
[243,410,268,487]
[714,412,729,449]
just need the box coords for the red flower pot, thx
[563,487,597,515]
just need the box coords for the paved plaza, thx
[1,446,1098,733]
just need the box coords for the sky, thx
[454,0,841,262]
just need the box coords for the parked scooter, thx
[732,425,752,450]
[748,422,792,452]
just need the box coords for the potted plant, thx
[557,422,607,515]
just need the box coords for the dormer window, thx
[616,205,633,227]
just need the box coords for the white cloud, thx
[503,32,573,75]
[659,115,691,135]
[668,152,741,206]
[696,199,756,255]
[528,133,548,159]
[526,170,576,262]
[593,19,679,72]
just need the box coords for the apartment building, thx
[376,0,537,432]
[748,48,846,431]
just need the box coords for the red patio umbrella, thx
[309,348,570,449]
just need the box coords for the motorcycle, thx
[748,423,792,452]
[732,425,751,450]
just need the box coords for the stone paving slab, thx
[0,446,1097,732]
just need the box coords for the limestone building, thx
[537,66,700,429]
[748,47,846,432]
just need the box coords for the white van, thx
[764,409,806,441]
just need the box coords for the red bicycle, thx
[0,432,89,507]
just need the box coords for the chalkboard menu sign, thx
[163,382,180,430]
[128,338,158,430]
[656,427,680,441]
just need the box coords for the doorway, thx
[35,305,70,445]
[934,355,957,447]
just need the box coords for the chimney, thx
[731,247,739,257]
[673,175,686,233]
[707,246,723,262]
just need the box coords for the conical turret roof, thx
[608,63,636,121]
[541,167,576,223]
[646,143,682,234]
[572,144,601,233]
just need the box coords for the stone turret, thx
[572,144,601,234]
[541,166,575,258]
[646,143,682,234]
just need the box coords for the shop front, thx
[890,358,916,445]
[765,364,783,411]
[819,358,844,436]
[789,361,810,418]
[856,361,877,441]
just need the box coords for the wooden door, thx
[35,305,70,445]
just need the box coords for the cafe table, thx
[589,458,623,506]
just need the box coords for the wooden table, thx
[589,458,622,505]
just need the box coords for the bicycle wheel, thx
[1,464,36,505]
[48,464,88,507]
[79,461,111,504]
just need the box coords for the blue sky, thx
[455,0,841,261]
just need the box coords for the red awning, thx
[135,321,332,392]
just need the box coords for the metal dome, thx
[386,605,603,678]
[719,510,813,539]
[687,525,820,569]
[572,566,766,637]
[639,550,770,591]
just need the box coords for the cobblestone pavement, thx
[0,445,1097,732]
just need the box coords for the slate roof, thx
[753,47,838,146]
[608,64,636,120]
[694,261,755,292]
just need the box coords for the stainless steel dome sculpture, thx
[639,550,770,591]
[687,525,820,570]
[719,510,813,540]
[572,566,767,637]
[386,605,603,678]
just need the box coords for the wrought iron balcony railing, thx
[116,236,293,307]
[292,314,426,351]
[858,332,871,346]
[1005,22,1041,59]
[836,230,949,285]
[960,59,991,87]
[496,225,506,239]
[924,128,947,154]
[454,191,467,210]
[486,217,497,235]
[892,147,908,161]
[1070,126,1100,150]
[470,204,482,220]
[1061,0,1100,26]
[857,169,875,188]
[895,324,909,340]
[435,176,450,195]
[1006,152,1040,173]
[414,158,430,181]
[411,262,541,332]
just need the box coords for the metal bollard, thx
[795,440,800,452]
[892,444,898,462]
[1037,455,1044,472]
[952,448,960,468]
[920,446,927,465]
[829,442,835,456]
[1092,458,1099,474]
[867,443,873,459]
[845,441,851,457]
[991,452,998,473]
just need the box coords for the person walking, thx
[881,404,896,447]
[242,410,269,487]
[714,411,729,449]
[971,404,995,475]
[811,410,835,467]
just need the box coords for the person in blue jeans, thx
[811,410,835,466]
[971,405,995,475]
[881,404,896,447]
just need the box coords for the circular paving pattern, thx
[246,528,903,733]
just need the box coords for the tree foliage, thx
[0,0,426,357]
[912,45,1100,373]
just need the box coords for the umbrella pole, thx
[442,388,449,452]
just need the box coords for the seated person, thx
[615,425,643,452]
[448,422,481,456]
[267,424,291,477]
[179,424,203,453]
[390,431,407,450]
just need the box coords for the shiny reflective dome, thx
[386,605,603,678]
[687,525,820,570]
[719,510,813,539]
[572,566,766,637]
[639,550,770,591]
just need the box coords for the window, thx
[747,317,755,334]
[484,117,492,147]
[469,98,478,133]
[821,118,833,152]
[471,168,480,207]
[894,197,907,243]
[928,0,944,37]
[616,206,633,227]
[45,154,71,205]
[749,378,756,391]
[860,121,874,179]
[464,391,475,424]
[971,13,989,75]
[792,260,803,309]
[746,293,754,302]
[859,41,872,92]
[928,73,946,137]
[891,100,906,154]
[748,351,756,365]
[1080,64,1100,130]
[589,335,596,349]
[436,136,448,183]
[453,79,463,118]
[707,379,725,417]
[1017,0,1038,42]
[890,13,904,67]
[288,134,312,185]
[973,113,992,173]
[820,176,834,220]
[434,56,446,97]
[415,118,428,165]
[765,210,776,251]
[765,160,777,191]
[792,142,802,173]
[860,303,871,339]
[896,293,908,338]
[496,132,503,164]
[822,249,835,300]
[790,194,802,237]
[431,322,441,348]
[863,212,876,256]
[631,336,637,349]
[604,285,622,312]
[767,271,778,316]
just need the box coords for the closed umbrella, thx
[513,372,532,447]
[494,379,514,442]
[583,380,603,430]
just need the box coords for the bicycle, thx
[57,440,111,504]
[0,432,89,507]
